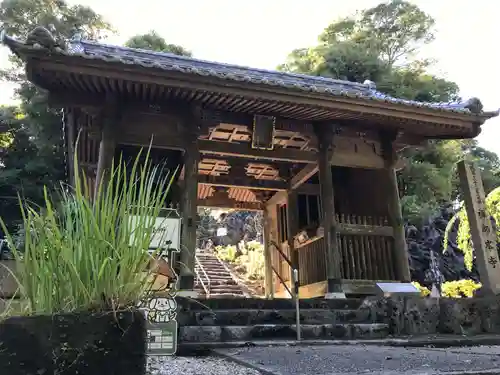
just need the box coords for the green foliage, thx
[215,241,265,281]
[0,0,114,234]
[279,0,500,223]
[1,148,174,315]
[125,30,192,56]
[319,0,435,66]
[449,187,500,271]
[215,245,237,263]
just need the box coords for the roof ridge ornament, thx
[25,25,60,51]
[464,97,484,114]
[363,80,377,90]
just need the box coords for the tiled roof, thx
[1,27,498,117]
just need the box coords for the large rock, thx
[406,204,479,287]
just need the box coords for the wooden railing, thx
[294,214,398,284]
[269,240,293,297]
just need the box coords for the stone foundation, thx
[360,295,500,336]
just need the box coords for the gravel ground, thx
[217,345,500,375]
[147,356,262,375]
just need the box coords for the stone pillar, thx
[179,112,200,291]
[458,160,500,294]
[313,123,344,297]
[381,131,411,282]
[263,206,274,299]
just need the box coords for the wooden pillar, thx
[458,160,500,294]
[286,190,299,295]
[65,107,77,187]
[94,102,118,198]
[381,131,411,282]
[263,206,274,299]
[179,109,200,291]
[313,123,343,296]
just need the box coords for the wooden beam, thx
[294,224,394,249]
[179,108,200,290]
[199,140,316,163]
[290,163,317,190]
[314,122,343,295]
[94,98,119,197]
[65,107,77,187]
[197,197,263,211]
[263,207,275,298]
[198,175,287,191]
[380,130,411,282]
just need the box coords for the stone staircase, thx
[194,250,246,298]
[176,297,389,348]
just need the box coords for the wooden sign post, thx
[458,160,500,294]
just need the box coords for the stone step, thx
[200,271,232,279]
[198,290,244,296]
[176,297,363,311]
[195,267,228,273]
[177,308,371,326]
[195,264,226,269]
[179,323,389,343]
[204,293,246,299]
[195,279,237,286]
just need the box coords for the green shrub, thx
[1,148,174,315]
[215,241,265,280]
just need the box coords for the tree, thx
[0,0,113,232]
[280,0,500,223]
[319,0,435,66]
[125,31,192,57]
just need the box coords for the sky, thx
[0,0,499,153]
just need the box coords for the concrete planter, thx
[0,310,147,375]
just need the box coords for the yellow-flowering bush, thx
[412,281,430,297]
[441,279,481,298]
[215,245,237,262]
[444,186,500,271]
[214,241,265,280]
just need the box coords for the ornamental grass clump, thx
[1,148,174,315]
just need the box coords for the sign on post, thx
[143,295,178,356]
[458,160,500,294]
[132,208,181,356]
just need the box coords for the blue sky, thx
[1,0,498,154]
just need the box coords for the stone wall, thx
[361,295,500,336]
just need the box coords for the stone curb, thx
[214,349,500,375]
[176,335,500,351]
[213,350,278,375]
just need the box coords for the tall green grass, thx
[1,147,175,315]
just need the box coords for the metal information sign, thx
[138,209,181,356]
[144,297,178,355]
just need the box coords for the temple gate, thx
[3,27,498,298]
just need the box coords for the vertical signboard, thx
[143,294,178,356]
[458,160,500,294]
[132,209,181,356]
